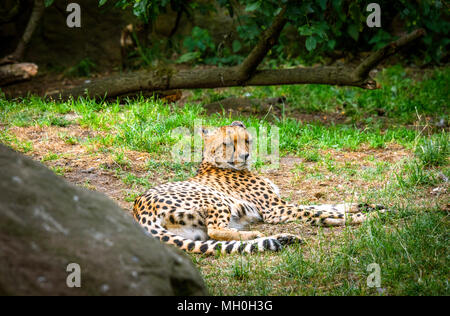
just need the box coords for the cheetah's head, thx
[202,121,252,171]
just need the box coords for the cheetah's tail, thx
[143,225,301,255]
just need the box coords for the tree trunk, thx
[1,0,45,64]
[0,0,21,24]
[48,25,425,100]
[0,63,38,86]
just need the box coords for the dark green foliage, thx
[65,58,97,77]
[96,0,448,65]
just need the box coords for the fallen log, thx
[0,62,38,86]
[48,28,425,100]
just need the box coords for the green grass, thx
[278,119,417,154]
[415,132,449,167]
[395,160,440,189]
[200,205,448,296]
[146,160,197,181]
[41,152,60,162]
[49,165,68,176]
[0,128,33,153]
[120,172,152,187]
[112,151,131,169]
[339,210,448,295]
[360,161,391,182]
[1,66,448,158]
[59,133,79,145]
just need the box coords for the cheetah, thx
[133,121,385,255]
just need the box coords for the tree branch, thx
[236,5,288,82]
[47,29,425,100]
[0,63,38,86]
[2,0,45,63]
[352,29,426,83]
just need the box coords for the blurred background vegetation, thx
[1,0,448,73]
[98,0,450,67]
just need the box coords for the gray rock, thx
[0,144,207,296]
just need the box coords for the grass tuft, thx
[415,132,449,167]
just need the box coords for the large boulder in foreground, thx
[0,144,207,296]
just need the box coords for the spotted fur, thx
[133,121,385,255]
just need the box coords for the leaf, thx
[300,2,314,14]
[327,39,336,50]
[312,21,329,39]
[44,0,55,7]
[232,40,242,53]
[317,0,327,10]
[297,25,313,36]
[245,2,260,12]
[98,0,108,7]
[305,36,317,51]
[347,24,359,41]
[176,52,201,64]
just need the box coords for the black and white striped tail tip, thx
[218,234,302,255]
[274,234,303,246]
[251,234,302,253]
[358,203,388,212]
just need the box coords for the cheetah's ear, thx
[200,126,211,138]
[199,125,217,139]
[230,121,246,129]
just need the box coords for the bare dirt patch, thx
[6,125,152,211]
[261,144,411,203]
